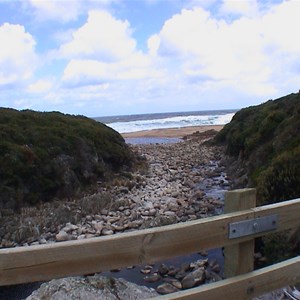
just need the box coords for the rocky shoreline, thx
[0,137,229,297]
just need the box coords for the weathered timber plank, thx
[152,255,300,300]
[1,198,300,286]
[224,188,256,277]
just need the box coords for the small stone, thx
[119,187,129,194]
[176,199,188,207]
[86,215,93,221]
[140,265,153,274]
[30,241,40,246]
[39,238,47,244]
[181,268,206,289]
[140,269,151,275]
[209,271,223,282]
[141,210,150,216]
[167,267,180,277]
[199,250,208,257]
[180,262,191,272]
[55,230,69,242]
[93,222,103,233]
[127,221,141,229]
[171,191,179,198]
[148,208,156,216]
[112,225,126,232]
[163,278,182,289]
[174,271,187,280]
[164,211,176,217]
[110,268,121,273]
[101,209,108,215]
[158,264,169,276]
[210,263,220,273]
[156,283,179,295]
[85,234,94,239]
[63,223,79,233]
[118,206,125,212]
[144,273,161,283]
[102,229,114,235]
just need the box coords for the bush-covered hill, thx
[215,92,300,206]
[0,108,134,211]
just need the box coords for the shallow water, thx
[0,282,42,300]
[101,248,224,289]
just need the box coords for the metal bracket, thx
[229,215,278,239]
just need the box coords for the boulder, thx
[26,275,158,300]
[156,283,179,295]
[55,230,69,242]
[181,268,206,289]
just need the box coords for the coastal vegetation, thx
[215,91,300,262]
[0,108,134,212]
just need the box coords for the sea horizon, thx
[94,109,238,134]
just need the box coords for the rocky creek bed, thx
[0,137,231,299]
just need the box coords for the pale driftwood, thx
[224,188,256,278]
[151,255,300,300]
[1,197,300,286]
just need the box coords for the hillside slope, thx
[215,92,300,205]
[0,108,133,211]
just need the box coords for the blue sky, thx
[0,0,299,117]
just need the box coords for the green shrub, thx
[215,92,300,264]
[257,146,300,205]
[0,108,134,211]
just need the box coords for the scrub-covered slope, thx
[215,92,300,205]
[0,108,133,211]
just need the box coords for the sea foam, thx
[103,111,235,133]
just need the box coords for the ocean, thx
[95,109,237,134]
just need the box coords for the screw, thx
[253,222,258,231]
[247,286,255,294]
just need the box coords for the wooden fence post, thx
[224,188,256,278]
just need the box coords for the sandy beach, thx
[121,125,224,138]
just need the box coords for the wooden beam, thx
[152,255,300,300]
[224,188,256,278]
[1,197,300,286]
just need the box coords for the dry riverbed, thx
[1,136,230,297]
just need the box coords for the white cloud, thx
[62,52,163,86]
[261,1,300,53]
[28,0,81,23]
[0,23,37,86]
[219,0,259,18]
[59,10,136,61]
[27,0,122,23]
[147,34,160,56]
[27,79,53,94]
[60,10,165,87]
[150,1,300,99]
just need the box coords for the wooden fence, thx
[1,188,300,299]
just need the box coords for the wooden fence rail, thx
[1,188,300,299]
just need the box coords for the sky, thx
[0,0,299,117]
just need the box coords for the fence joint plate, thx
[229,215,278,239]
